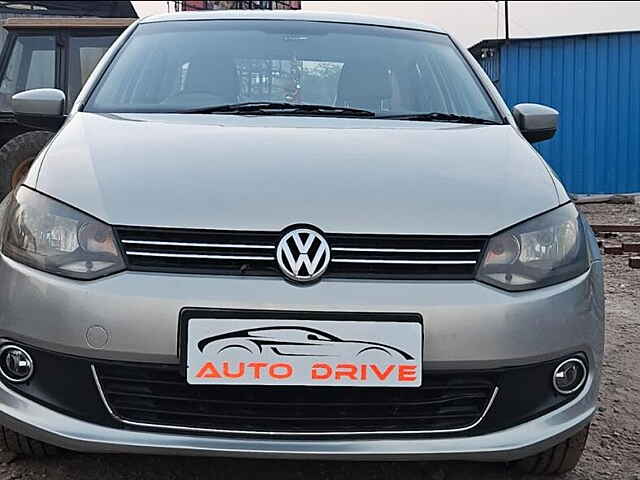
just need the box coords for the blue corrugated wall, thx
[478,33,640,194]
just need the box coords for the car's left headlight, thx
[1,187,125,280]
[476,203,589,291]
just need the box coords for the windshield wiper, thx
[376,112,502,125]
[183,102,376,117]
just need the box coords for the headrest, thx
[337,60,392,106]
[185,56,238,99]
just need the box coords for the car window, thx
[67,35,116,111]
[171,58,342,106]
[0,35,56,112]
[85,20,500,122]
[234,59,342,105]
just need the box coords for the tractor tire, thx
[0,131,53,200]
[0,425,58,457]
[511,424,590,476]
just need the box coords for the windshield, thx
[84,20,500,122]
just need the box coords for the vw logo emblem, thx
[276,228,331,283]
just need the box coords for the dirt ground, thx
[0,200,638,480]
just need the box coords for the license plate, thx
[186,318,422,387]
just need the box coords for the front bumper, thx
[0,371,595,461]
[0,251,604,459]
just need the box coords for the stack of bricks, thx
[592,225,640,269]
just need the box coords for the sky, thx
[132,1,640,47]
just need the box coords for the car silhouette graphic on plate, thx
[196,326,414,360]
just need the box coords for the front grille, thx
[116,226,486,280]
[94,363,496,435]
[116,227,279,277]
[327,233,485,280]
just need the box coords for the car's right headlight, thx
[476,203,589,291]
[1,187,125,280]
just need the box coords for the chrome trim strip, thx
[332,259,477,265]
[91,365,498,437]
[125,251,274,261]
[92,365,121,419]
[121,240,274,249]
[332,248,481,253]
[122,244,479,254]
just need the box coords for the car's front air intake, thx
[93,363,497,435]
[115,226,486,280]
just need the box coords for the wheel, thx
[0,425,57,456]
[0,131,54,199]
[511,424,590,476]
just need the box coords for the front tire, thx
[0,425,58,457]
[511,424,590,476]
[0,131,53,199]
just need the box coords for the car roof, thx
[1,17,136,30]
[140,10,444,34]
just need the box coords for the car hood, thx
[34,113,562,236]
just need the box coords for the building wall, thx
[479,33,640,194]
[180,1,300,10]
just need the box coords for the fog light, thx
[0,345,34,383]
[553,358,587,394]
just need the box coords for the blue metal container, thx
[472,33,640,194]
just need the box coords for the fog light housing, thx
[553,358,587,395]
[0,345,34,383]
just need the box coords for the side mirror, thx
[512,103,558,143]
[11,88,66,131]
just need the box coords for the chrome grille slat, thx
[121,240,274,249]
[332,259,477,265]
[126,251,275,261]
[116,226,487,279]
[333,247,481,253]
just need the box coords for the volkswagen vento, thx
[0,10,604,476]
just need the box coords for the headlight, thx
[477,204,588,291]
[1,188,125,280]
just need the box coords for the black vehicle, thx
[0,2,135,198]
